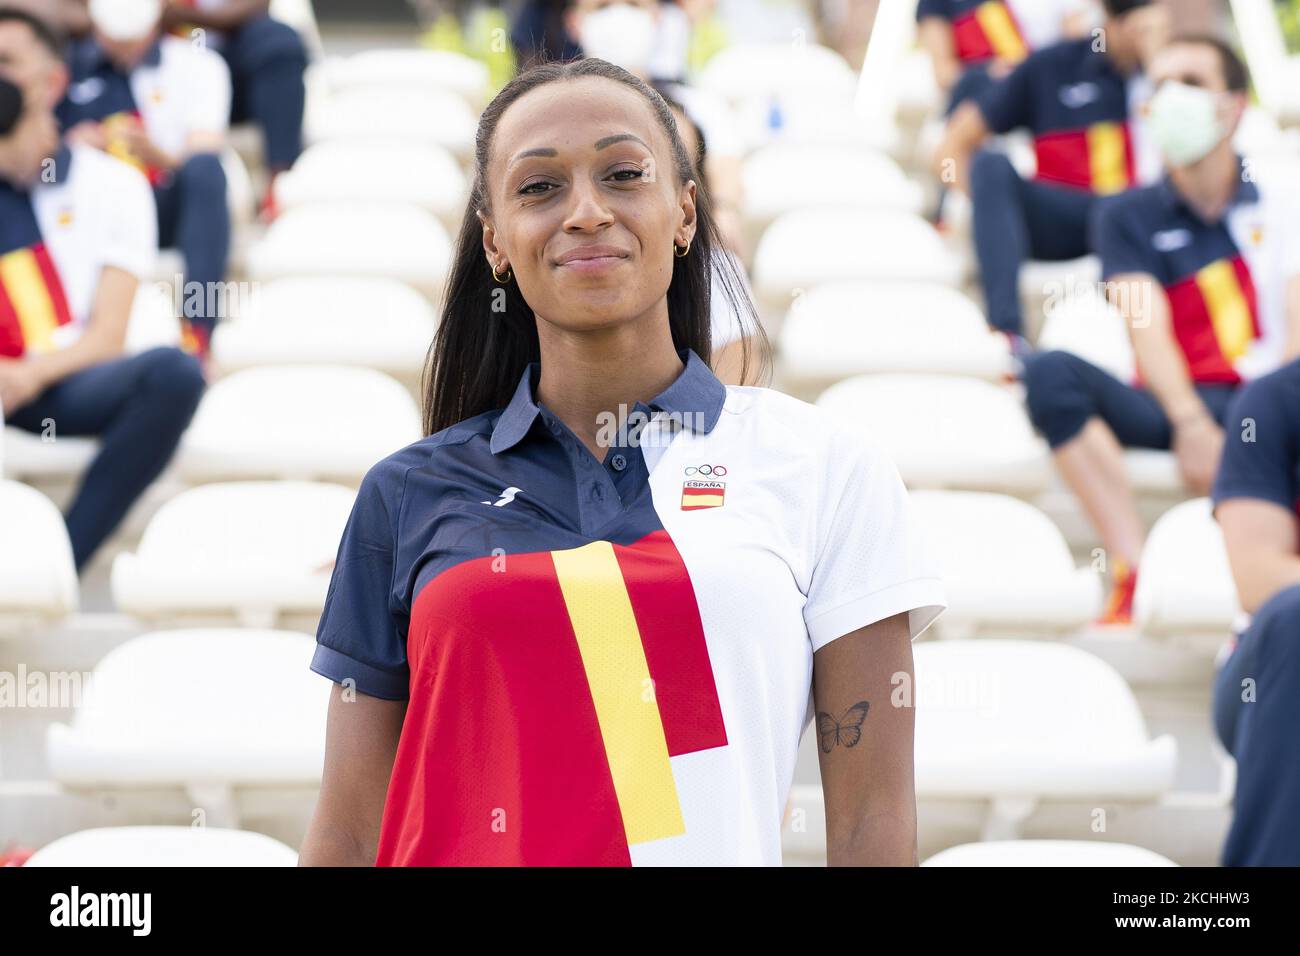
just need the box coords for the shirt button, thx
[610,453,628,472]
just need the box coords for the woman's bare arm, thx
[299,683,406,866]
[812,612,917,866]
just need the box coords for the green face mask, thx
[1146,81,1226,168]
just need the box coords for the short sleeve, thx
[311,461,411,699]
[1094,196,1155,281]
[1213,366,1300,514]
[803,432,947,652]
[96,154,157,279]
[976,54,1034,133]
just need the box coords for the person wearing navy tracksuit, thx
[159,0,307,211]
[1213,359,1300,865]
[934,0,1166,342]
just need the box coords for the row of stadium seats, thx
[0,475,1240,643]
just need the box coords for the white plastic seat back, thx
[26,826,298,866]
[1037,285,1136,382]
[815,374,1051,493]
[779,281,1009,383]
[276,141,467,220]
[211,277,436,375]
[913,640,1177,798]
[111,481,355,618]
[329,49,489,104]
[1134,498,1242,635]
[306,88,476,157]
[179,365,422,482]
[698,43,857,104]
[743,144,923,221]
[754,210,962,304]
[0,479,78,617]
[249,202,453,297]
[910,490,1101,630]
[47,629,327,786]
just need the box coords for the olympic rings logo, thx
[684,464,728,477]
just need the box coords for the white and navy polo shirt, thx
[58,34,231,184]
[0,145,156,357]
[312,349,946,866]
[977,37,1160,193]
[916,0,1084,66]
[1214,358,1300,535]
[1095,159,1300,384]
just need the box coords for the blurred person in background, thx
[0,7,204,570]
[511,0,580,67]
[935,0,1168,348]
[156,1,308,219]
[1024,36,1300,625]
[301,58,944,867]
[1213,356,1300,866]
[58,0,232,359]
[918,0,1097,114]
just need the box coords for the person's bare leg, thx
[1052,417,1145,565]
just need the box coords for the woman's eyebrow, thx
[510,147,558,164]
[595,133,650,151]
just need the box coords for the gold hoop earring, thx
[492,262,512,283]
[674,241,690,258]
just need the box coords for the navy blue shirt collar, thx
[1155,155,1259,222]
[490,348,726,455]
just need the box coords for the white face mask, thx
[89,0,164,42]
[579,5,657,75]
[1146,80,1227,168]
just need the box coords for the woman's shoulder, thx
[357,410,501,500]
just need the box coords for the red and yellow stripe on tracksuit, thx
[0,242,74,358]
[1035,121,1137,194]
[952,1,1029,64]
[103,110,168,186]
[1164,255,1261,384]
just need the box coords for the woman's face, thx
[480,76,697,334]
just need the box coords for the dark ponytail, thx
[421,57,766,436]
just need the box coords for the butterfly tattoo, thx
[816,701,870,753]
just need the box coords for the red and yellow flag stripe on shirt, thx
[0,242,74,358]
[952,1,1029,64]
[1164,255,1260,384]
[1034,121,1135,194]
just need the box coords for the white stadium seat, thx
[1037,285,1136,383]
[815,374,1051,494]
[275,141,468,227]
[1134,498,1243,636]
[327,49,489,106]
[754,209,962,310]
[914,640,1177,800]
[46,629,328,802]
[305,87,477,158]
[0,479,78,624]
[778,281,1011,390]
[25,826,298,867]
[211,277,436,378]
[178,365,422,483]
[111,481,355,627]
[248,202,453,300]
[1019,255,1101,341]
[742,144,924,226]
[731,91,900,157]
[910,490,1101,635]
[923,840,1177,867]
[697,43,858,105]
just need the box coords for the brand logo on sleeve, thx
[681,465,726,510]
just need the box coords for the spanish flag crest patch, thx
[681,480,725,510]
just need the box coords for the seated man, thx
[58,0,231,358]
[1024,35,1300,624]
[936,0,1167,342]
[158,0,307,217]
[1212,358,1300,866]
[916,0,1092,113]
[0,7,204,570]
